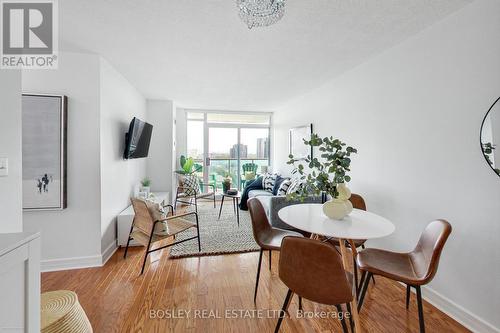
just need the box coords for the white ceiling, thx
[60,0,472,110]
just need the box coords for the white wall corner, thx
[422,286,500,333]
[146,99,175,197]
[41,241,118,273]
[101,240,118,266]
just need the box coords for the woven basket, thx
[41,290,93,333]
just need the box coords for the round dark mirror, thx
[480,97,500,177]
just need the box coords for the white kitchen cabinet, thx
[0,232,41,333]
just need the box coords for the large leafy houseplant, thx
[175,155,202,175]
[287,134,357,218]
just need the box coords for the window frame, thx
[184,109,273,190]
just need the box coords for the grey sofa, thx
[248,189,322,231]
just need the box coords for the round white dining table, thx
[278,203,395,333]
[278,204,395,240]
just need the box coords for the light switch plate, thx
[0,157,8,176]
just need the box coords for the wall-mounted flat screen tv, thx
[123,117,153,159]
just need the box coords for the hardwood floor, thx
[42,244,470,332]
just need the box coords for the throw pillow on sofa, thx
[272,176,287,195]
[287,178,303,195]
[277,178,292,196]
[139,199,169,236]
[262,173,279,192]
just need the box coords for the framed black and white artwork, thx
[289,124,313,160]
[22,94,67,210]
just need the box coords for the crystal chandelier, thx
[236,0,285,29]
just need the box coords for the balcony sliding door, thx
[207,127,238,192]
[239,128,270,189]
[186,111,271,192]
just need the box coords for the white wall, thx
[22,53,147,269]
[100,58,146,254]
[171,104,177,196]
[175,107,187,170]
[0,71,23,233]
[146,99,175,199]
[22,52,103,268]
[273,0,500,331]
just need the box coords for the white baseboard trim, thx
[101,241,118,266]
[41,240,119,273]
[421,285,499,333]
[41,255,102,272]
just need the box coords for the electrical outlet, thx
[0,157,8,176]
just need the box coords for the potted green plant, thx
[141,178,151,197]
[174,155,203,188]
[222,173,232,194]
[288,133,357,219]
[175,155,202,175]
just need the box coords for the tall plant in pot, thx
[222,173,232,194]
[287,134,357,219]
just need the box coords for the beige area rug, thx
[168,201,260,259]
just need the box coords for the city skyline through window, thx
[185,111,271,190]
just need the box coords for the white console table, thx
[117,192,169,247]
[0,232,41,333]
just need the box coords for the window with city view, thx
[186,111,271,191]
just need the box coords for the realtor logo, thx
[1,0,58,68]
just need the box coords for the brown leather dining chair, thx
[356,220,452,333]
[275,237,355,333]
[247,198,304,303]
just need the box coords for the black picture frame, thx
[479,96,500,177]
[22,94,68,210]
